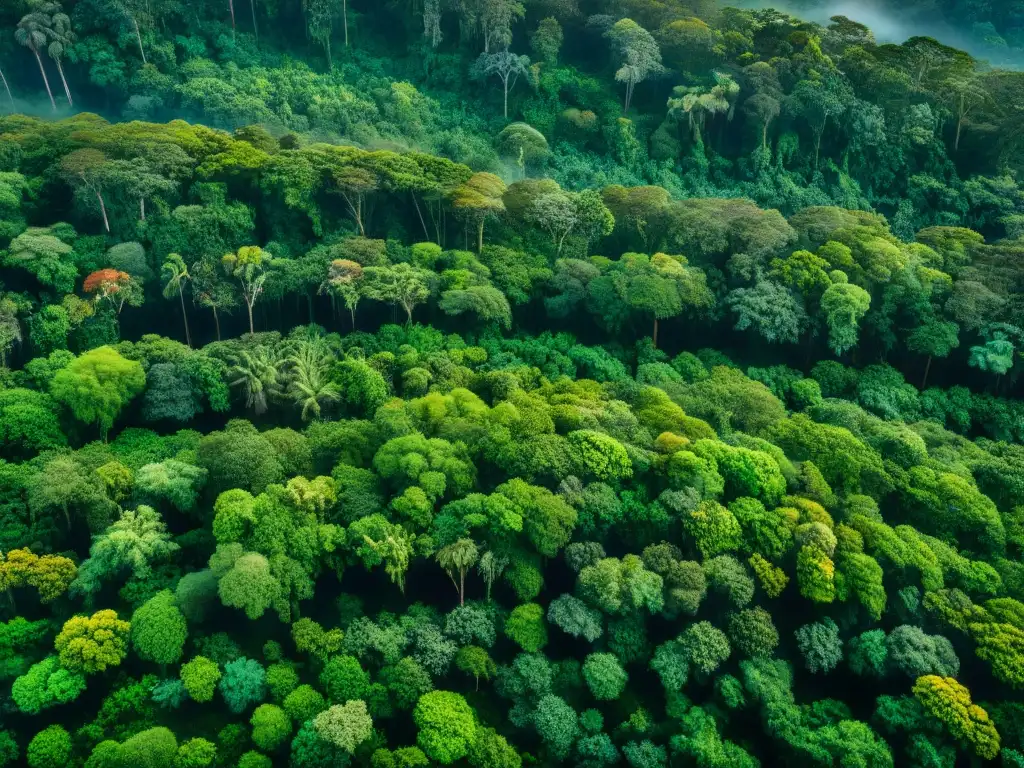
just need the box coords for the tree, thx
[191,258,238,341]
[582,653,627,700]
[314,700,373,752]
[215,549,282,621]
[222,246,269,336]
[60,150,113,232]
[220,657,267,713]
[821,280,871,356]
[50,346,144,439]
[451,173,507,252]
[472,51,531,119]
[531,17,562,64]
[10,656,85,714]
[912,676,999,760]
[305,0,342,69]
[251,703,292,751]
[547,594,603,642]
[525,189,614,255]
[437,539,479,606]
[162,254,193,348]
[181,656,221,702]
[83,269,143,315]
[26,725,71,768]
[667,72,740,149]
[788,73,853,170]
[0,65,14,114]
[728,281,807,345]
[505,603,547,652]
[363,263,432,324]
[322,259,364,329]
[413,691,477,764]
[72,506,178,597]
[55,610,130,674]
[794,618,842,674]
[533,694,579,760]
[4,227,76,293]
[605,19,664,113]
[39,3,74,108]
[455,646,496,690]
[15,6,58,111]
[130,590,187,667]
[907,319,959,388]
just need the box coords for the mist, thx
[725,0,1024,69]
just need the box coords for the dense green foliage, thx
[1,0,1024,766]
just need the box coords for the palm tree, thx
[161,254,192,348]
[285,341,340,421]
[15,7,57,111]
[227,347,282,415]
[44,3,75,108]
[436,538,479,606]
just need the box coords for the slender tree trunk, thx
[477,219,484,253]
[475,674,480,691]
[178,290,192,348]
[250,0,259,43]
[246,301,255,335]
[228,0,236,35]
[503,77,509,119]
[343,0,348,47]
[762,119,769,150]
[955,115,964,151]
[95,189,110,232]
[922,355,932,390]
[54,58,72,107]
[140,197,146,221]
[133,17,147,64]
[0,67,14,113]
[356,196,364,235]
[325,36,332,70]
[653,316,659,349]
[459,568,465,606]
[412,194,430,241]
[32,50,57,111]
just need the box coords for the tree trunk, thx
[350,305,356,330]
[140,197,146,221]
[307,292,315,324]
[325,36,332,70]
[96,190,110,233]
[653,316,659,349]
[459,569,465,606]
[33,50,57,111]
[0,66,14,113]
[412,194,430,241]
[477,219,484,253]
[54,58,72,107]
[133,17,147,64]
[228,0,236,34]
[247,301,255,335]
[922,355,932,390]
[955,116,964,151]
[212,306,221,341]
[178,289,192,348]
[250,0,259,43]
[343,0,348,47]
[503,77,509,119]
[762,119,769,150]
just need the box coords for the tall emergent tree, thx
[222,246,269,336]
